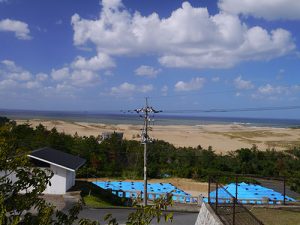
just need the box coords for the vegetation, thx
[0,120,174,224]
[251,207,300,225]
[72,180,130,208]
[1,116,300,192]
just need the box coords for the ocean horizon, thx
[1,108,300,128]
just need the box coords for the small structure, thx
[100,132,123,141]
[28,147,86,194]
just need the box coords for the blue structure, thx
[208,182,295,204]
[93,181,192,202]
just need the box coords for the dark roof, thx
[28,147,86,171]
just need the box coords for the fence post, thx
[208,176,211,204]
[216,180,218,213]
[233,176,238,225]
[283,177,286,205]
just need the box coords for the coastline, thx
[15,118,300,153]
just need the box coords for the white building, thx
[27,147,86,194]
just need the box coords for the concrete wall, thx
[195,203,223,225]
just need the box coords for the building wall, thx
[1,165,76,195]
[44,165,67,194]
[65,169,75,191]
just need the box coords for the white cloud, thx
[110,82,153,96]
[51,66,101,87]
[175,77,205,91]
[51,67,70,81]
[1,60,17,69]
[36,73,48,81]
[135,65,161,78]
[234,76,254,90]
[218,0,300,20]
[71,1,295,69]
[0,79,17,90]
[212,77,220,82]
[252,84,300,100]
[43,84,76,98]
[0,19,31,40]
[111,82,136,95]
[72,53,115,71]
[10,71,32,81]
[257,84,288,95]
[140,84,153,93]
[71,69,100,86]
[0,60,32,81]
[0,60,50,93]
[25,81,40,89]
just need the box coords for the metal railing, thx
[208,177,264,225]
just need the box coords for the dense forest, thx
[1,116,300,193]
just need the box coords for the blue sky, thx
[0,0,300,118]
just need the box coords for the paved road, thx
[78,208,198,225]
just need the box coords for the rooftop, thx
[28,147,86,171]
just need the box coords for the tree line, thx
[1,116,300,193]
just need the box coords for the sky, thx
[0,0,300,118]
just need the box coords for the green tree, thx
[0,124,173,225]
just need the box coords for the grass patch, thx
[83,195,114,208]
[71,180,131,208]
[251,207,300,225]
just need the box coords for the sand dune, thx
[16,119,300,153]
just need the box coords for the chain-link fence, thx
[208,177,264,225]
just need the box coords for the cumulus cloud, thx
[175,77,205,91]
[51,67,70,81]
[257,84,288,95]
[135,65,161,78]
[0,79,17,90]
[251,84,300,100]
[218,0,300,20]
[25,81,41,89]
[0,19,31,40]
[51,66,101,87]
[234,76,254,90]
[110,82,153,96]
[71,69,100,86]
[71,1,295,69]
[49,53,115,87]
[0,60,49,92]
[36,73,48,81]
[0,60,32,81]
[72,53,115,71]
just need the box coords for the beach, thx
[16,119,300,153]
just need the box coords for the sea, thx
[1,109,300,128]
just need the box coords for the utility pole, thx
[134,97,161,206]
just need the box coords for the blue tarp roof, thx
[93,181,191,202]
[209,182,295,202]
